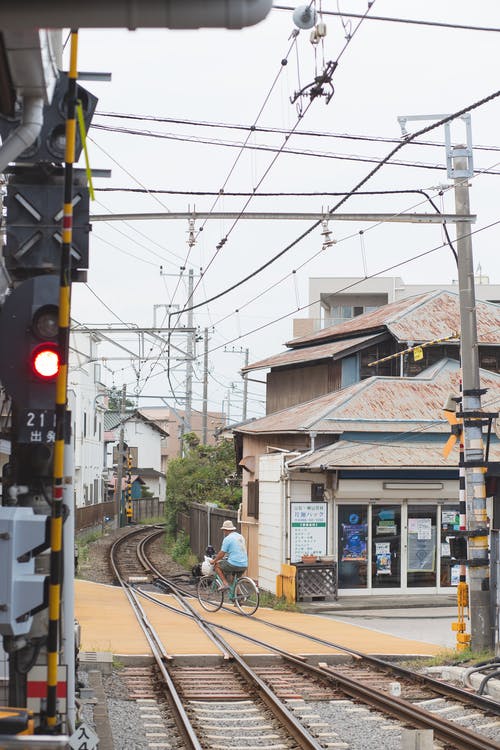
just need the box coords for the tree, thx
[165,433,241,534]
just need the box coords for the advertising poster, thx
[408,524,436,572]
[290,502,327,562]
[340,523,368,562]
[375,542,391,575]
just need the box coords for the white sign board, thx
[70,723,99,750]
[290,501,327,562]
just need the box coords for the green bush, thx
[165,531,197,570]
[165,433,241,535]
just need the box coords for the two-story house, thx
[235,290,500,598]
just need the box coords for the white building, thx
[104,410,168,500]
[293,273,500,338]
[68,330,107,509]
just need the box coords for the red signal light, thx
[31,345,60,379]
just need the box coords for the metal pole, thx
[202,327,208,444]
[114,384,126,528]
[242,348,249,422]
[453,149,491,651]
[62,428,75,733]
[185,269,194,434]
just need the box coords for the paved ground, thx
[75,580,445,658]
[299,595,460,650]
[316,607,458,649]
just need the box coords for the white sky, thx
[67,1,500,423]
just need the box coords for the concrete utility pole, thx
[184,269,194,434]
[242,348,249,421]
[453,150,491,650]
[202,327,209,444]
[114,384,127,528]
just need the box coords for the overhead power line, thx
[168,88,500,318]
[93,113,500,155]
[273,5,500,34]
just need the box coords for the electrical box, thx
[0,507,48,636]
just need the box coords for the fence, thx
[75,500,116,533]
[133,497,165,522]
[178,502,239,560]
[75,497,164,533]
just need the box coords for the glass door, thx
[439,505,460,589]
[337,505,368,589]
[407,505,437,588]
[371,505,401,588]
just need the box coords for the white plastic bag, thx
[201,556,214,575]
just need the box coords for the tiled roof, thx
[285,290,500,348]
[235,359,500,435]
[242,334,382,373]
[287,437,500,469]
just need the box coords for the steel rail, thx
[112,529,324,750]
[141,578,500,750]
[160,582,324,750]
[156,570,500,714]
[109,529,203,750]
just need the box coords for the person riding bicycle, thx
[210,519,248,591]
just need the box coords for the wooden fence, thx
[75,501,116,533]
[133,497,165,522]
[177,502,239,560]
[75,497,164,534]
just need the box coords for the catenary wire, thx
[141,2,377,398]
[274,5,500,34]
[205,217,500,356]
[167,88,500,319]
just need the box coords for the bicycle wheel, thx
[234,577,259,616]
[197,575,223,612]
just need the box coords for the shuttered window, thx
[247,479,259,519]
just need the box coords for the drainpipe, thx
[0,96,45,173]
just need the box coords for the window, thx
[353,306,363,317]
[247,480,259,518]
[83,412,87,437]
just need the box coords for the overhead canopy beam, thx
[90,211,476,224]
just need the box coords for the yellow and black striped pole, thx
[126,451,133,523]
[46,29,79,729]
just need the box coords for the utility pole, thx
[114,384,127,528]
[242,348,249,422]
[184,268,194,434]
[454,149,492,651]
[202,327,209,444]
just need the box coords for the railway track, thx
[107,525,500,750]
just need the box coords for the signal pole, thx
[185,269,194,433]
[202,327,209,444]
[242,348,249,421]
[453,149,492,650]
[114,384,127,528]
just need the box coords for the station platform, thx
[75,580,443,661]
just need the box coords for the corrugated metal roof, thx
[236,359,500,435]
[242,334,382,373]
[285,290,500,348]
[287,438,500,469]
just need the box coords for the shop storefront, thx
[336,500,460,594]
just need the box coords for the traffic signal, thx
[0,72,97,165]
[0,275,60,417]
[0,506,49,637]
[4,173,90,279]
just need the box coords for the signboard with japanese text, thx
[18,409,56,444]
[290,501,327,562]
[70,723,99,750]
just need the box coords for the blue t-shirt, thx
[221,531,248,567]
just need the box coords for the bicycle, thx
[197,569,259,616]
